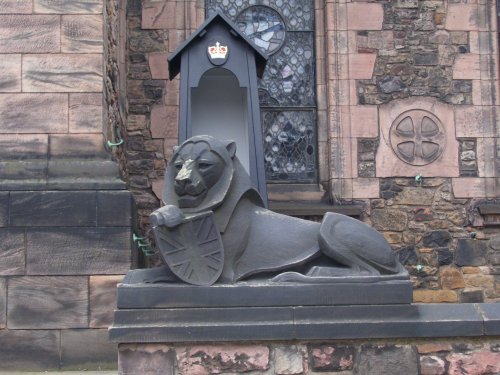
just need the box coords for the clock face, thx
[236,6,286,55]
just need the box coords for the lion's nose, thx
[175,160,195,183]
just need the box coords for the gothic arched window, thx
[206,0,317,183]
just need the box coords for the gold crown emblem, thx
[208,42,228,59]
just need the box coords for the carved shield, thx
[154,211,224,286]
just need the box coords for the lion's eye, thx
[174,163,183,171]
[198,162,212,170]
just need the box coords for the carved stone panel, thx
[389,109,445,166]
[377,98,459,177]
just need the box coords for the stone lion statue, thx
[147,135,405,286]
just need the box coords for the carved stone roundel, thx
[389,109,446,166]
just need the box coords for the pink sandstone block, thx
[69,93,103,133]
[347,3,384,30]
[349,80,358,105]
[142,1,176,29]
[328,80,350,106]
[169,30,186,53]
[62,15,103,53]
[164,137,179,160]
[34,0,103,14]
[177,345,269,375]
[151,105,178,139]
[349,53,376,79]
[23,54,103,93]
[328,31,349,54]
[452,178,496,198]
[472,80,482,105]
[445,4,479,31]
[164,78,179,106]
[476,138,496,178]
[329,106,350,139]
[376,97,459,177]
[479,80,495,106]
[352,178,380,199]
[328,53,349,80]
[175,1,185,29]
[326,3,347,31]
[478,3,496,32]
[0,0,32,13]
[453,54,481,80]
[152,179,165,202]
[0,93,68,133]
[350,106,378,138]
[0,278,5,328]
[0,54,21,92]
[89,275,124,328]
[420,355,446,375]
[330,137,357,179]
[447,351,500,375]
[0,15,60,53]
[149,52,169,79]
[481,31,498,54]
[455,106,495,138]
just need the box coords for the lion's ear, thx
[225,141,237,159]
[173,145,179,153]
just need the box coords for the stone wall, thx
[119,340,500,375]
[0,0,133,370]
[366,178,500,302]
[117,0,500,298]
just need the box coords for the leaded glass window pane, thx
[206,0,317,183]
[262,110,316,181]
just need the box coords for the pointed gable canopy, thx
[168,11,268,80]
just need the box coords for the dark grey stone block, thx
[46,178,126,190]
[294,304,483,339]
[119,344,175,375]
[49,134,109,160]
[0,192,8,227]
[455,239,488,266]
[0,278,5,328]
[61,329,117,370]
[477,303,500,335]
[0,180,48,191]
[97,190,133,226]
[110,307,295,343]
[27,227,131,275]
[353,345,418,375]
[8,276,88,329]
[0,135,48,160]
[10,191,97,227]
[0,160,47,180]
[422,231,451,247]
[0,228,25,275]
[460,289,484,303]
[48,160,120,179]
[110,303,492,343]
[0,330,60,371]
[116,278,413,309]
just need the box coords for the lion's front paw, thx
[150,205,185,228]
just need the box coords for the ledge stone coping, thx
[109,303,500,343]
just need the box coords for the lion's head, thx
[163,135,237,212]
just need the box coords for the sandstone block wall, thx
[0,0,133,370]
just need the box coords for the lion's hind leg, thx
[319,213,401,276]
